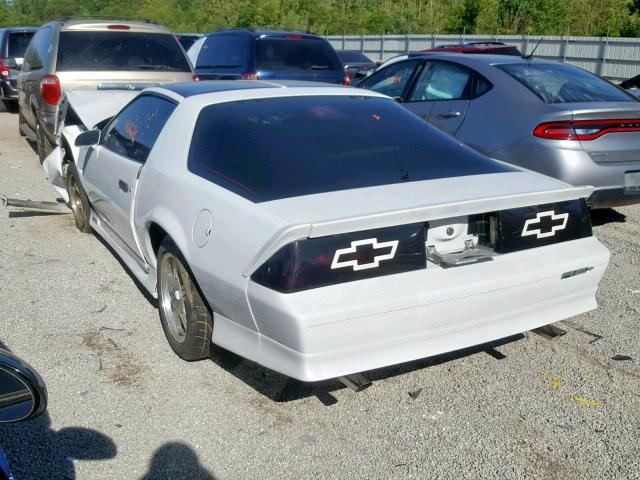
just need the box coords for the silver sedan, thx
[359,53,640,208]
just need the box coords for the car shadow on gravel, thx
[209,335,524,405]
[590,208,626,226]
[0,340,117,480]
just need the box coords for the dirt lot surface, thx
[0,103,639,479]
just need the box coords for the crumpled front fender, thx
[42,126,84,204]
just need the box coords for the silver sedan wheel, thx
[159,253,190,344]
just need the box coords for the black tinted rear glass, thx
[196,34,244,69]
[189,96,511,202]
[56,32,191,72]
[8,32,34,57]
[338,51,373,63]
[497,63,634,103]
[176,35,199,51]
[256,38,342,72]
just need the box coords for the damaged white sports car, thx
[44,81,609,383]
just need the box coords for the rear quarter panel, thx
[133,100,290,334]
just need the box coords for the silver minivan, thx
[18,19,193,161]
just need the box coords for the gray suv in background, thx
[18,19,193,161]
[0,27,37,110]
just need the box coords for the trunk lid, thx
[566,102,640,164]
[244,171,592,275]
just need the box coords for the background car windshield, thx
[339,51,373,63]
[497,63,634,103]
[256,39,342,72]
[56,32,190,72]
[8,32,34,57]
[188,96,511,202]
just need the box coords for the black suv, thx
[191,29,348,84]
[0,27,37,110]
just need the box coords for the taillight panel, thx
[534,119,640,141]
[252,223,426,293]
[0,58,8,78]
[493,199,592,253]
[240,72,260,80]
[252,200,592,293]
[40,74,61,105]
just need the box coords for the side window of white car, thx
[101,95,176,163]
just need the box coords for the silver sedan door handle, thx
[437,110,461,118]
[118,180,130,193]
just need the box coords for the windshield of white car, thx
[56,32,191,72]
[188,95,512,202]
[497,63,635,103]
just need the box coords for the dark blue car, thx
[189,29,347,84]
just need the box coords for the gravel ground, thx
[0,102,639,480]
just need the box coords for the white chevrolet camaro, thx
[44,81,609,383]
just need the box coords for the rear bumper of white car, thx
[224,237,609,382]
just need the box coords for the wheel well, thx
[148,222,168,257]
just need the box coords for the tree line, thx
[2,0,640,37]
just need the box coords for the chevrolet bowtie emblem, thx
[521,210,569,239]
[331,238,399,271]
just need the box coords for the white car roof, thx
[145,81,390,106]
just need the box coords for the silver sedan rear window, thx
[497,63,635,104]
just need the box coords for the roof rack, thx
[55,16,159,25]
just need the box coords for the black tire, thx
[65,162,92,233]
[157,237,213,361]
[35,118,54,163]
[18,108,27,136]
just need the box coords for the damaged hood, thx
[62,90,140,129]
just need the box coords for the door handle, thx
[118,180,130,193]
[437,111,461,118]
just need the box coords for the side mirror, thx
[0,349,47,423]
[75,129,101,148]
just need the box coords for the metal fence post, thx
[523,35,529,56]
[380,35,385,60]
[560,35,568,63]
[341,33,345,51]
[597,34,610,77]
[405,34,410,53]
[360,35,364,53]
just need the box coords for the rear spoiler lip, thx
[242,184,594,278]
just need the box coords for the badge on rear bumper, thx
[521,211,569,239]
[496,199,592,254]
[331,238,399,271]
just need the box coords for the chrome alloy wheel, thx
[159,253,190,344]
[67,173,84,223]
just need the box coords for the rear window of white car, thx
[497,63,635,104]
[56,32,191,72]
[188,95,512,202]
